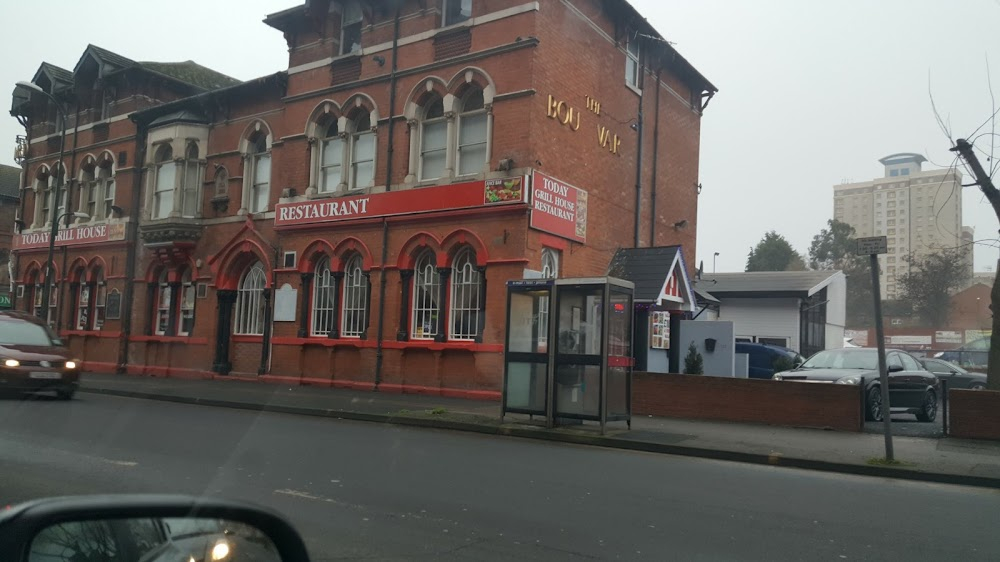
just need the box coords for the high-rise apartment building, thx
[833,153,969,299]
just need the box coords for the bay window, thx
[182,142,200,218]
[152,144,175,219]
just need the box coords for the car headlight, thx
[64,360,77,370]
[211,540,231,560]
[772,373,783,381]
[4,358,19,368]
[836,375,861,385]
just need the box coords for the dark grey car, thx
[773,348,939,422]
[920,358,988,390]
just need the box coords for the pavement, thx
[72,372,1000,489]
[3,391,999,561]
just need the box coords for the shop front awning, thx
[607,245,696,312]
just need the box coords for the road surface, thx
[1,392,997,561]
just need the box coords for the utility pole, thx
[952,139,1000,391]
[857,235,893,461]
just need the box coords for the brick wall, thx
[633,372,863,431]
[948,389,1000,440]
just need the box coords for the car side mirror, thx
[0,495,311,561]
[887,365,904,373]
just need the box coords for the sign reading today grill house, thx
[14,223,126,250]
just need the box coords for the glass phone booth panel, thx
[502,281,553,416]
[606,287,633,421]
[553,283,604,420]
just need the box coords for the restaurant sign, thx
[13,223,126,250]
[274,176,526,228]
[529,171,588,244]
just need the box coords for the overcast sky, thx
[3,0,999,272]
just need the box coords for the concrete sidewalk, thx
[78,373,1000,489]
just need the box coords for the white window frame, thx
[181,142,201,218]
[319,121,344,193]
[340,0,363,55]
[456,90,488,176]
[341,255,367,338]
[152,145,175,219]
[179,270,196,336]
[311,257,337,337]
[155,270,171,336]
[99,165,115,220]
[249,137,270,214]
[349,112,375,190]
[449,248,481,341]
[539,248,559,346]
[419,98,447,181]
[442,0,472,26]
[411,251,440,340]
[81,170,97,221]
[234,261,267,336]
[625,36,640,89]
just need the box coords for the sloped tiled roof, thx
[608,246,681,302]
[140,61,241,91]
[0,164,21,200]
[36,62,74,85]
[82,44,137,71]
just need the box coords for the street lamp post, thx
[713,252,720,273]
[16,81,68,324]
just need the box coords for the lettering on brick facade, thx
[546,94,621,156]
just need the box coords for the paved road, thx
[1,393,998,561]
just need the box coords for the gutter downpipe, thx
[632,42,645,249]
[649,66,662,247]
[119,118,148,372]
[374,3,402,390]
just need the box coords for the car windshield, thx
[801,349,878,370]
[0,320,54,346]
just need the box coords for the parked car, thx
[735,342,805,380]
[934,337,990,369]
[919,358,987,390]
[773,347,939,422]
[0,311,80,399]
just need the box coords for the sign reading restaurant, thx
[529,171,588,243]
[274,176,527,227]
[13,223,126,250]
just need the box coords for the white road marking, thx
[98,458,138,467]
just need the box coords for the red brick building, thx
[11,0,714,395]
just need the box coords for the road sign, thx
[856,236,887,255]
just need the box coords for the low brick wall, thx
[949,389,1000,440]
[633,372,863,432]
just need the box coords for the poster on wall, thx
[934,331,963,345]
[529,171,588,243]
[650,311,670,349]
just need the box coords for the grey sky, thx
[3,1,999,273]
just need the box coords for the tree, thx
[683,342,704,375]
[746,231,807,272]
[896,249,971,327]
[807,220,874,328]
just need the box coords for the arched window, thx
[75,268,89,330]
[181,142,200,218]
[93,267,107,330]
[311,256,336,336]
[178,269,196,336]
[154,269,171,335]
[350,112,375,190]
[411,250,439,339]
[249,136,270,213]
[319,121,343,193]
[152,144,175,219]
[449,247,481,340]
[76,266,105,330]
[456,89,487,176]
[341,255,368,338]
[98,162,115,220]
[80,166,97,220]
[419,97,447,181]
[234,261,266,336]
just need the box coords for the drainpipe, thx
[649,66,662,247]
[374,4,402,389]
[632,45,645,249]
[119,120,148,372]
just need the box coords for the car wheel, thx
[915,390,937,422]
[865,386,883,422]
[55,388,75,401]
[970,383,986,391]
